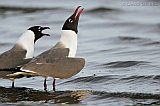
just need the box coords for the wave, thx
[144,41,160,46]
[0,5,62,13]
[118,36,143,41]
[62,74,160,86]
[86,7,121,13]
[62,75,118,84]
[116,36,151,45]
[102,61,149,68]
[91,90,160,100]
[0,6,121,13]
[0,42,10,46]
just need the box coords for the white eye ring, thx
[69,19,73,23]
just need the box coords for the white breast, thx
[16,30,35,59]
[60,30,77,57]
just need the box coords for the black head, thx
[28,26,50,43]
[62,6,84,34]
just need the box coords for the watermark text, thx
[123,1,160,6]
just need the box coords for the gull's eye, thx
[69,19,73,23]
[38,27,41,31]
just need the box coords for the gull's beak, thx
[72,6,84,21]
[41,26,50,30]
[41,27,51,36]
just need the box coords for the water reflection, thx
[0,87,89,104]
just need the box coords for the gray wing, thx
[22,58,85,79]
[27,42,69,64]
[22,47,70,69]
[0,49,31,69]
[20,42,85,79]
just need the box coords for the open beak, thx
[41,26,50,30]
[41,27,51,36]
[72,6,84,21]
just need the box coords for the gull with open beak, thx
[0,26,50,87]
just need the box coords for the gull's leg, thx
[12,80,14,88]
[53,78,56,91]
[44,78,47,91]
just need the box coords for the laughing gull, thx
[0,26,50,88]
[10,6,85,91]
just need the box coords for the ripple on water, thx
[114,36,151,45]
[86,7,120,13]
[101,61,149,68]
[0,6,60,12]
[62,75,118,84]
[0,42,10,47]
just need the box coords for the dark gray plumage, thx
[21,42,85,79]
[0,44,31,69]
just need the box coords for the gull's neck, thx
[16,30,35,59]
[60,30,77,57]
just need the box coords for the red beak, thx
[72,6,84,20]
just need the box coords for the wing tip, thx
[77,58,86,67]
[21,68,37,74]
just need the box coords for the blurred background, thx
[0,0,160,105]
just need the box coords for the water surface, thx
[0,0,160,105]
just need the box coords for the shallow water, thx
[0,0,160,106]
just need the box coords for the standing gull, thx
[0,26,50,87]
[12,6,85,91]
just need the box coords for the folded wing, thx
[0,49,31,69]
[8,45,85,79]
[22,58,85,79]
